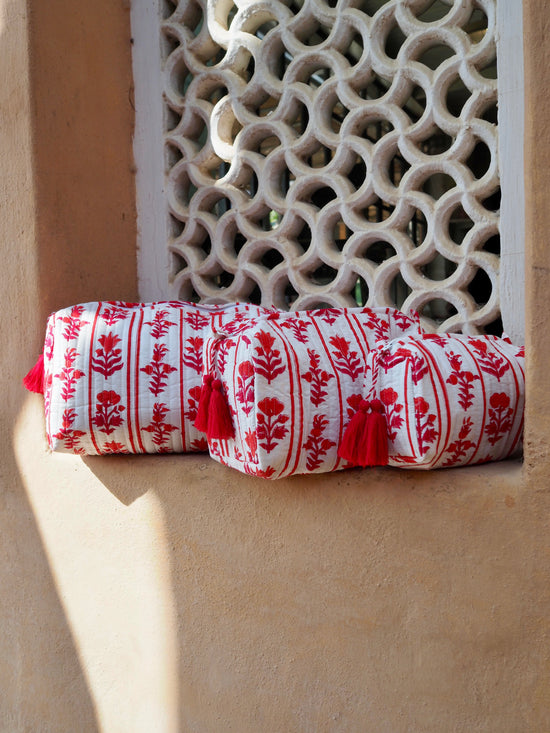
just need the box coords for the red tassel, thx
[207,379,235,440]
[338,398,389,468]
[23,354,45,394]
[194,374,213,433]
[363,399,389,467]
[338,400,370,465]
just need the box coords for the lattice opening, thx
[384,24,407,60]
[417,1,453,23]
[162,0,500,332]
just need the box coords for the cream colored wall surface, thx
[2,0,550,732]
[523,0,550,488]
[13,437,549,733]
[29,0,138,314]
[0,2,98,731]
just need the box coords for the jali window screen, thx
[161,0,500,333]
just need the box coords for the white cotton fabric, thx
[363,334,525,469]
[43,301,270,454]
[202,307,423,478]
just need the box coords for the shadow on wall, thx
[0,1,99,723]
[5,411,100,731]
[82,451,539,733]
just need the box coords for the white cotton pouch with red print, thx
[199,307,423,478]
[349,333,525,469]
[40,301,270,454]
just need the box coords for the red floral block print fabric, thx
[359,334,525,469]
[202,307,422,478]
[43,301,270,454]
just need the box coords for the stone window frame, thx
[131,0,524,344]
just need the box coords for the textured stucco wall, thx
[1,1,549,732]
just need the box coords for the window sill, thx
[81,451,524,506]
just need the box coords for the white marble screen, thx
[161,0,500,333]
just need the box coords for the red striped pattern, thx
[366,334,525,470]
[204,306,422,478]
[44,301,270,454]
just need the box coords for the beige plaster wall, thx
[1,1,549,732]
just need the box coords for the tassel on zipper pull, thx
[23,354,45,394]
[338,399,370,465]
[207,379,235,440]
[338,398,389,467]
[194,374,213,433]
[363,398,388,467]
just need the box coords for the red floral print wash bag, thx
[36,301,271,454]
[197,307,422,478]
[339,333,525,469]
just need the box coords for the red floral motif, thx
[380,387,404,441]
[315,308,340,325]
[470,339,510,381]
[443,416,476,466]
[44,325,55,361]
[476,453,495,465]
[253,330,286,383]
[101,441,129,454]
[362,311,389,341]
[190,437,208,452]
[303,414,336,471]
[185,385,203,423]
[217,338,235,373]
[244,428,259,463]
[142,403,178,450]
[145,310,176,339]
[414,396,437,456]
[410,353,429,384]
[445,352,480,409]
[280,318,311,343]
[243,465,276,479]
[393,311,417,332]
[184,311,209,331]
[61,305,88,340]
[182,337,204,374]
[91,332,124,377]
[235,361,255,416]
[55,347,85,401]
[380,347,410,372]
[329,336,362,380]
[208,441,222,459]
[346,393,364,420]
[391,455,423,465]
[256,397,289,452]
[302,349,334,406]
[52,408,86,452]
[222,317,253,336]
[380,348,427,384]
[485,392,513,446]
[516,346,525,359]
[423,334,449,348]
[43,372,53,419]
[100,306,129,326]
[231,308,252,322]
[140,342,177,396]
[91,390,126,434]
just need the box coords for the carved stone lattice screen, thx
[162,0,500,333]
